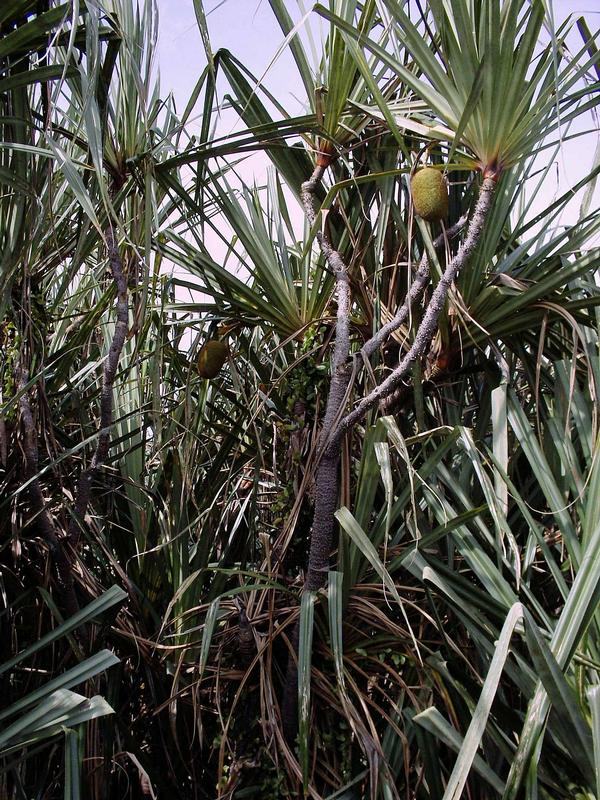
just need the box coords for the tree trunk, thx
[281,172,498,744]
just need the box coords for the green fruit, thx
[198,339,228,379]
[410,167,448,222]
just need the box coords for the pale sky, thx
[157,1,600,115]
[157,0,302,118]
[155,0,600,242]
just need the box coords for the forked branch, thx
[329,177,496,449]
[282,163,354,741]
[282,173,497,746]
[359,213,468,364]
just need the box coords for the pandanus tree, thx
[277,0,592,750]
[168,0,600,797]
[299,0,588,577]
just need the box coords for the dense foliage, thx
[1,1,600,798]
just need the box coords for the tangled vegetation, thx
[1,1,600,798]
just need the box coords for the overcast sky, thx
[156,1,599,112]
[154,0,600,238]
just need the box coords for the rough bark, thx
[282,174,497,745]
[299,165,353,588]
[359,214,468,364]
[282,164,353,741]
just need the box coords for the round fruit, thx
[410,167,448,222]
[198,340,228,379]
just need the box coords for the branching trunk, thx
[282,173,497,744]
[299,165,353,588]
[332,177,496,443]
[359,213,468,364]
[282,163,353,740]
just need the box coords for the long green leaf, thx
[298,590,316,791]
[0,586,126,677]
